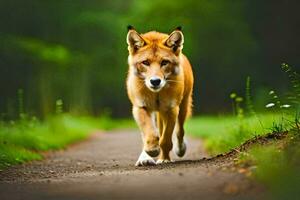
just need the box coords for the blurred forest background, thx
[0,0,299,118]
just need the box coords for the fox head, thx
[127,26,184,92]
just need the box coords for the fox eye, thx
[141,60,150,66]
[161,60,170,66]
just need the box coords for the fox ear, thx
[127,28,146,53]
[164,30,184,53]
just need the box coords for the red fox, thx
[126,26,194,166]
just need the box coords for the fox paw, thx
[156,159,171,164]
[145,147,160,157]
[135,151,156,166]
[144,136,160,157]
[174,140,187,157]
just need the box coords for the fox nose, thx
[150,78,161,87]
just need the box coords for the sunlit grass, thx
[186,113,291,155]
[0,114,135,169]
[186,111,299,198]
[0,145,42,169]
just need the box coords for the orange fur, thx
[126,28,194,165]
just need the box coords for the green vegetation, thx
[186,111,300,200]
[238,135,300,199]
[186,113,289,155]
[187,64,297,154]
[0,114,134,169]
[1,86,135,169]
[186,63,300,198]
[0,1,298,116]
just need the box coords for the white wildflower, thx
[280,104,291,108]
[265,103,275,108]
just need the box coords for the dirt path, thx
[0,129,264,200]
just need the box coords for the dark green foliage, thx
[0,1,298,117]
[17,89,24,119]
[281,63,300,105]
[281,63,300,133]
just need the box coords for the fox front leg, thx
[156,107,179,164]
[132,106,160,158]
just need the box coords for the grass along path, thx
[185,113,291,155]
[185,113,300,200]
[0,114,135,169]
